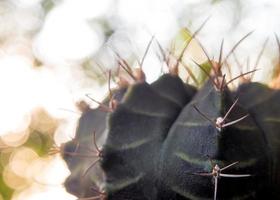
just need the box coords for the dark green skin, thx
[159,81,269,199]
[101,74,196,200]
[62,88,127,198]
[63,108,107,197]
[235,82,280,199]
[62,74,279,200]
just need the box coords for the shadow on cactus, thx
[56,23,280,200]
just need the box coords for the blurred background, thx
[0,0,280,199]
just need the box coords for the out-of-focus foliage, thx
[41,0,56,14]
[0,109,58,200]
[170,28,212,87]
[0,173,13,200]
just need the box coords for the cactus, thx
[57,30,280,200]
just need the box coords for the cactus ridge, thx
[59,31,280,200]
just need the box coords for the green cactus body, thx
[159,80,269,199]
[102,74,196,200]
[236,82,280,196]
[60,47,280,200]
[63,107,107,197]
